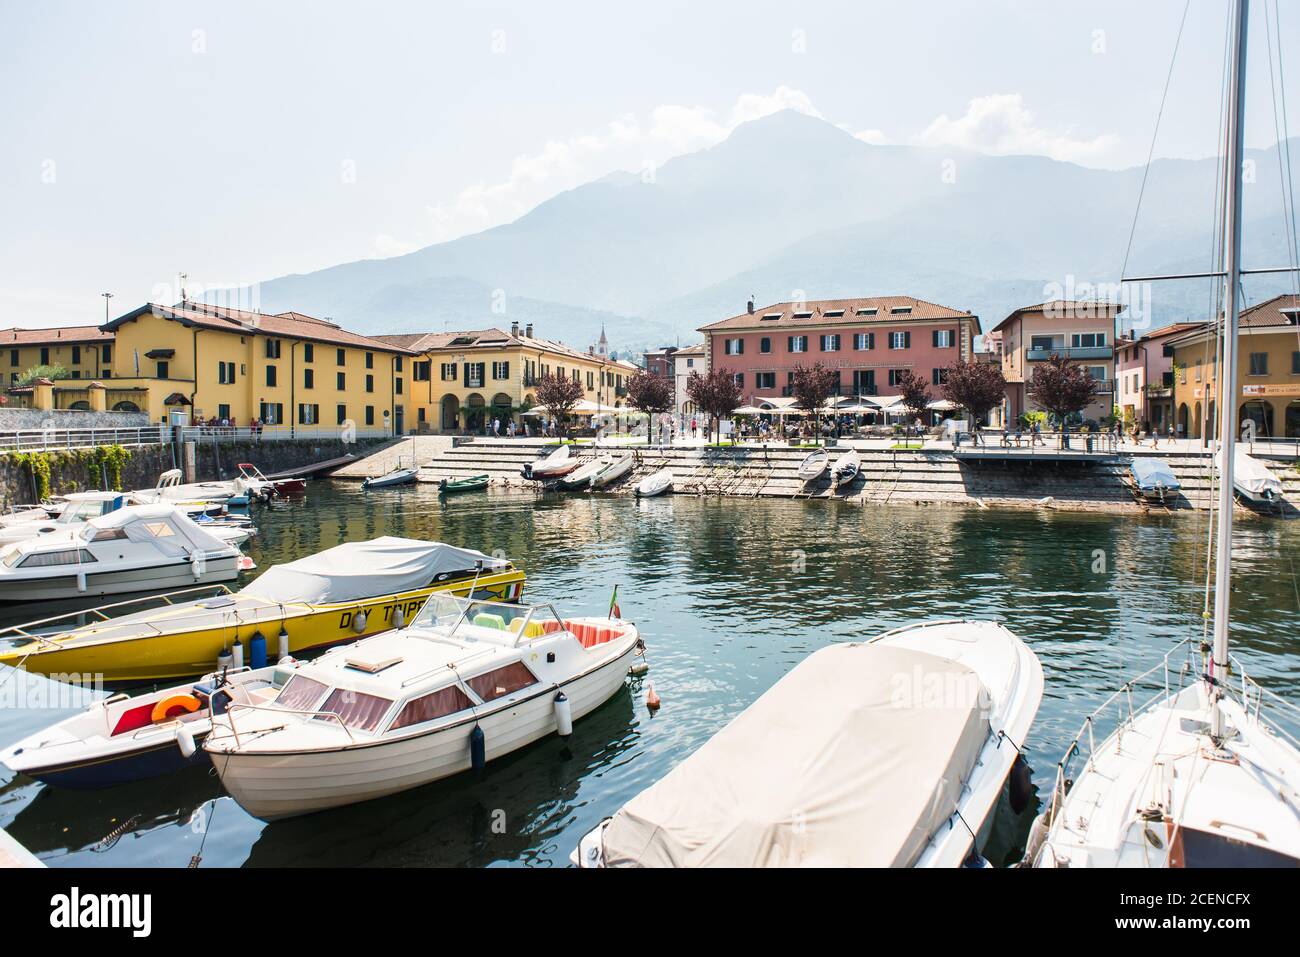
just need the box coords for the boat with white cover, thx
[205,594,645,820]
[1128,457,1181,502]
[635,468,673,498]
[1028,0,1300,870]
[796,448,829,481]
[1220,447,1283,504]
[523,444,576,480]
[574,619,1041,867]
[589,452,634,489]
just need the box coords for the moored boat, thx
[523,443,575,479]
[830,448,861,489]
[205,594,645,820]
[554,456,606,490]
[1222,447,1283,504]
[635,468,673,498]
[0,538,525,682]
[589,452,634,489]
[1128,457,1180,502]
[797,448,829,481]
[574,619,1041,867]
[0,491,129,545]
[438,474,489,495]
[237,462,306,497]
[362,464,419,489]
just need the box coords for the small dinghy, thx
[524,444,575,480]
[362,465,418,490]
[438,474,489,495]
[830,448,861,489]
[574,619,1042,868]
[555,457,607,490]
[635,469,674,498]
[1222,447,1283,504]
[590,452,634,489]
[1129,457,1180,502]
[237,462,306,498]
[0,663,295,789]
[797,448,829,481]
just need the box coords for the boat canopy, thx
[1225,448,1283,497]
[1130,457,1179,490]
[599,642,990,867]
[80,505,234,557]
[242,537,508,605]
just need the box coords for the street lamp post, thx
[101,292,113,324]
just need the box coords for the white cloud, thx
[853,128,890,146]
[418,86,822,248]
[915,93,1119,164]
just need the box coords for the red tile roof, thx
[699,296,977,333]
[374,328,617,365]
[0,325,114,346]
[989,300,1126,334]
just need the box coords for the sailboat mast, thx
[1212,0,1250,737]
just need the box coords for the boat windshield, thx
[411,594,562,644]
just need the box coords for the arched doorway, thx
[1192,403,1202,440]
[1287,401,1300,438]
[465,393,486,433]
[1205,400,1216,441]
[112,400,140,413]
[1177,402,1189,436]
[490,393,513,432]
[68,400,90,411]
[440,394,460,432]
[1239,400,1274,438]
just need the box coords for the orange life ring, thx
[151,694,201,723]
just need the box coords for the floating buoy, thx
[645,680,661,711]
[554,691,573,736]
[469,725,486,771]
[352,609,368,633]
[277,626,290,661]
[175,724,197,759]
[249,631,267,670]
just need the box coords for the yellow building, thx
[1168,294,1300,441]
[101,303,414,433]
[378,322,633,434]
[0,325,115,385]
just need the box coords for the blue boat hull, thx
[21,737,210,790]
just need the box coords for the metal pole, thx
[1212,0,1249,739]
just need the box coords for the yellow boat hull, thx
[0,568,525,683]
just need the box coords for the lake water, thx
[2,482,1297,867]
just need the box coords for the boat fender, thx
[231,641,244,671]
[152,694,201,723]
[76,569,87,593]
[1009,753,1034,815]
[554,691,573,736]
[217,648,234,672]
[470,724,486,771]
[352,609,368,633]
[249,631,267,670]
[628,660,650,677]
[176,724,198,759]
[392,606,405,629]
[277,626,290,661]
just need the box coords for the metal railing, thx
[1026,346,1114,361]
[0,425,170,452]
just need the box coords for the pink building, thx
[698,296,979,404]
[1115,322,1204,433]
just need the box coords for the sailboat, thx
[1029,0,1300,868]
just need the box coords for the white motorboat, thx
[555,457,607,490]
[236,462,306,497]
[574,619,1041,867]
[362,465,418,490]
[0,662,293,789]
[1029,0,1300,870]
[796,448,829,481]
[204,594,645,820]
[635,468,674,498]
[523,444,575,480]
[589,452,634,489]
[1129,457,1181,502]
[0,504,249,602]
[1220,447,1283,505]
[133,468,247,507]
[830,448,861,489]
[0,491,129,545]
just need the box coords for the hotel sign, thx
[1242,383,1300,398]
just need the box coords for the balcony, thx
[1026,346,1114,361]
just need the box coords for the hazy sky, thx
[2,0,1297,326]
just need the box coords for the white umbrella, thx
[927,399,959,411]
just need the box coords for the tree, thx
[1026,354,1099,437]
[16,364,69,388]
[534,372,584,438]
[940,359,1006,425]
[686,368,742,443]
[626,370,674,416]
[894,368,932,428]
[789,363,838,444]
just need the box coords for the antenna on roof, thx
[179,273,188,304]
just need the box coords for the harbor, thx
[0,481,1297,866]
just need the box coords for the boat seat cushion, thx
[472,613,507,630]
[563,620,624,649]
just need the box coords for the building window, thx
[466,363,484,388]
[102,344,112,364]
[218,403,230,419]
[889,331,910,350]
[760,337,772,354]
[394,356,403,372]
[304,368,314,389]
[303,343,314,363]
[157,361,169,378]
[587,371,594,389]
[265,339,282,359]
[258,402,284,424]
[365,352,374,369]
[820,334,840,352]
[1071,332,1107,348]
[788,335,808,353]
[395,377,403,395]
[298,403,320,425]
[852,370,876,395]
[266,365,277,387]
[933,329,954,348]
[492,361,510,380]
[733,372,744,387]
[337,348,346,366]
[755,371,776,390]
[72,346,81,365]
[9,350,17,367]
[888,369,906,386]
[854,333,874,351]
[365,405,375,426]
[40,347,49,365]
[414,360,431,381]
[337,404,347,425]
[1249,352,1269,376]
[724,338,744,356]
[1086,366,1107,382]
[441,363,457,381]
[1292,351,1300,375]
[336,371,346,390]
[932,368,949,386]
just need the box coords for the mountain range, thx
[230,110,1300,354]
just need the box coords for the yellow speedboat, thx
[0,537,525,683]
